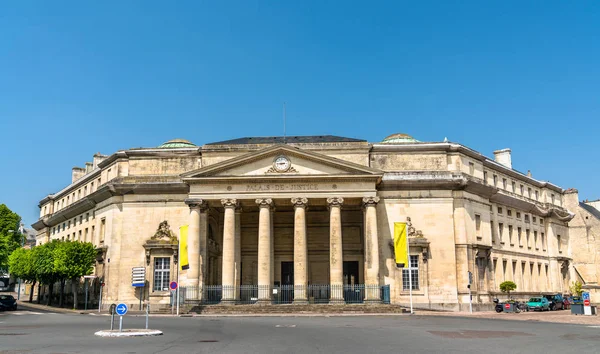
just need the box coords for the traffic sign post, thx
[583,292,592,316]
[468,271,473,313]
[83,275,96,311]
[132,267,146,310]
[115,303,128,332]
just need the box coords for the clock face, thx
[273,156,291,172]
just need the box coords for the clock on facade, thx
[273,155,291,172]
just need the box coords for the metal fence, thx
[178,284,389,305]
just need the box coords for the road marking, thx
[275,324,296,328]
[587,326,600,328]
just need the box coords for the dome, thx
[157,139,197,148]
[381,133,419,144]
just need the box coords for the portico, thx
[181,145,383,304]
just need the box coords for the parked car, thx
[542,294,564,310]
[562,295,571,310]
[0,294,17,311]
[527,297,550,311]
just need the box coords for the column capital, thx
[255,198,274,208]
[185,198,208,211]
[291,197,308,208]
[362,196,380,207]
[327,197,344,208]
[221,198,239,209]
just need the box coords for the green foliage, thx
[570,280,583,296]
[33,240,61,285]
[0,204,22,272]
[499,281,517,295]
[8,248,35,283]
[54,241,96,280]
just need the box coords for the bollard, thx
[145,302,149,329]
[109,304,116,331]
[119,315,123,332]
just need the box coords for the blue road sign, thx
[115,303,128,316]
[583,292,590,301]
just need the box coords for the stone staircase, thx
[188,304,408,315]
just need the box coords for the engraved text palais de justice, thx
[245,184,318,192]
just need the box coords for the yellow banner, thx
[393,222,408,268]
[179,225,189,271]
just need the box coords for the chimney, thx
[72,167,86,183]
[85,162,93,173]
[493,148,512,169]
[92,153,107,169]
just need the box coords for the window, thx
[540,218,544,225]
[62,222,66,230]
[503,178,507,189]
[512,181,516,192]
[84,228,89,243]
[91,182,94,191]
[535,190,539,200]
[518,227,522,246]
[469,162,475,175]
[475,214,481,238]
[78,230,82,241]
[507,209,512,217]
[534,231,538,249]
[68,220,71,229]
[402,255,419,290]
[100,218,106,244]
[551,194,555,204]
[508,225,513,245]
[526,229,531,248]
[67,196,70,204]
[493,175,498,186]
[84,186,87,196]
[91,226,95,244]
[86,213,89,222]
[58,225,61,232]
[53,227,56,235]
[153,257,171,291]
[524,214,530,223]
[558,235,562,253]
[491,221,495,244]
[541,232,545,250]
[43,206,47,215]
[528,188,532,198]
[497,207,503,214]
[498,223,504,244]
[520,185,524,195]
[516,212,521,219]
[483,171,488,185]
[78,190,81,199]
[79,216,83,224]
[97,178,101,186]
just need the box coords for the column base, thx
[255,299,272,306]
[292,299,309,305]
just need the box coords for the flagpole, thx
[406,218,413,314]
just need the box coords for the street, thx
[1,305,599,353]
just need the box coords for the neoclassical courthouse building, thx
[32,134,580,311]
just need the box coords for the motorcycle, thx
[493,298,503,313]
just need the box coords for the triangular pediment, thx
[182,145,382,179]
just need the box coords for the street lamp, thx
[7,223,25,300]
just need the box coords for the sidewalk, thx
[414,309,600,326]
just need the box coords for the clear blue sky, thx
[1,1,598,226]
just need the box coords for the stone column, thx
[363,196,381,302]
[184,199,207,289]
[292,197,309,304]
[256,198,274,303]
[328,197,344,303]
[234,206,242,300]
[221,198,238,303]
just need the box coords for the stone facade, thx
[32,135,577,311]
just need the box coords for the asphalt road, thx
[1,304,599,354]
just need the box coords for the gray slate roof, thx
[580,202,600,220]
[206,135,366,145]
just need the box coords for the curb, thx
[94,329,163,337]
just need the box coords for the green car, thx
[527,297,550,311]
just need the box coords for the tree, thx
[54,241,97,309]
[34,241,61,306]
[8,248,38,302]
[499,281,517,298]
[569,280,583,296]
[0,204,22,273]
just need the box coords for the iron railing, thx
[178,284,389,305]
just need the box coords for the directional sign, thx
[170,281,178,291]
[132,267,146,287]
[583,292,590,301]
[115,303,128,316]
